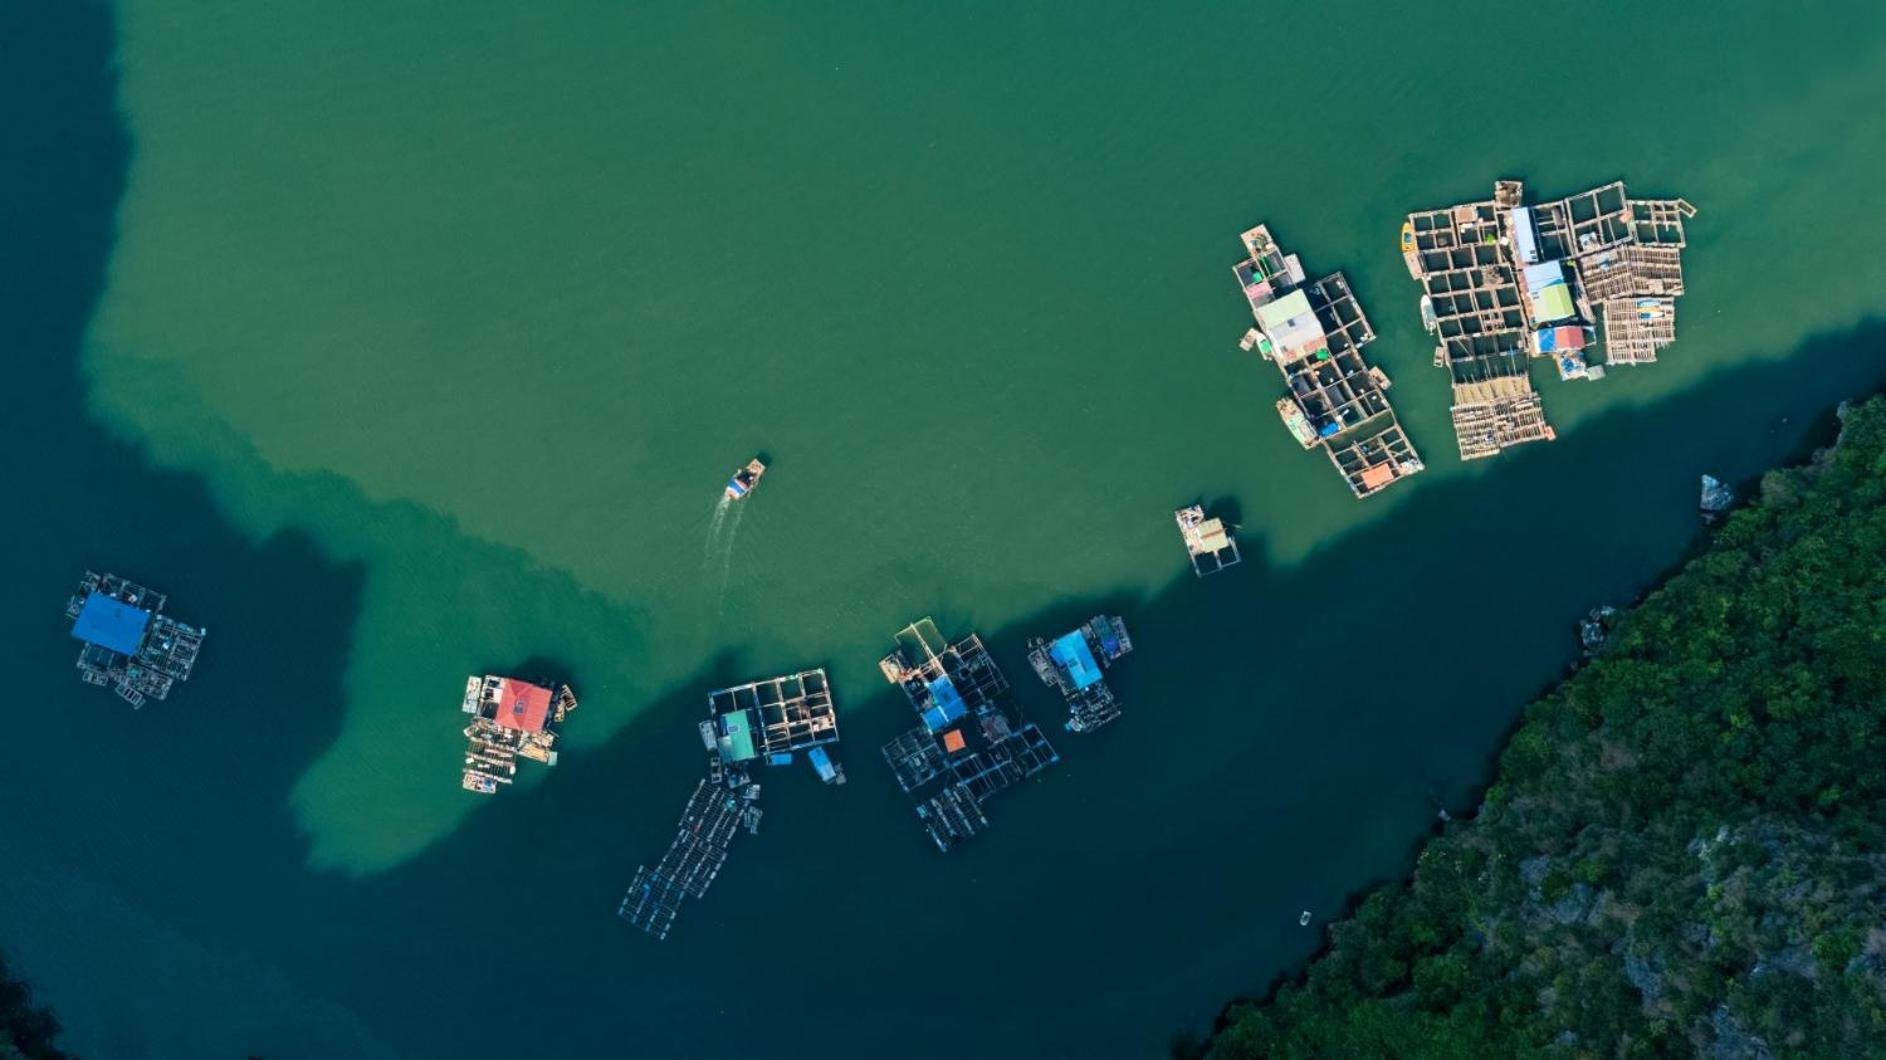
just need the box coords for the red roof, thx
[491,678,553,732]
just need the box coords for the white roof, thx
[1253,289,1326,361]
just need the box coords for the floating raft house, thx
[1402,179,1694,460]
[458,674,578,795]
[620,669,844,940]
[878,618,1058,852]
[1234,223,1423,498]
[1174,504,1240,577]
[65,571,205,708]
[1026,615,1133,733]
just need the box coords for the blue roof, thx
[70,593,151,655]
[1049,631,1104,691]
[807,746,836,781]
[922,676,967,732]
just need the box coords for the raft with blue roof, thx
[64,571,205,709]
[1026,615,1134,733]
[877,618,1059,852]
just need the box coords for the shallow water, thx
[4,1,1886,1056]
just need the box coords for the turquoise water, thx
[3,1,1886,1055]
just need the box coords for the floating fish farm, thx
[1234,223,1424,498]
[1174,504,1240,577]
[620,669,844,940]
[878,618,1059,852]
[1027,615,1133,733]
[459,674,579,794]
[1402,178,1694,460]
[65,571,206,708]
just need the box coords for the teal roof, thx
[716,709,759,763]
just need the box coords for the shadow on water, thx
[0,0,381,1053]
[7,1,1886,1058]
[330,321,1886,1060]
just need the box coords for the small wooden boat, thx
[1400,220,1420,278]
[726,458,767,500]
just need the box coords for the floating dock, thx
[1234,223,1423,498]
[64,571,205,708]
[1026,615,1133,733]
[458,674,578,795]
[1174,504,1240,577]
[621,669,844,940]
[1402,179,1694,460]
[878,618,1059,852]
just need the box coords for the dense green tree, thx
[0,953,66,1060]
[1206,399,1886,1059]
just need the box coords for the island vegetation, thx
[1207,397,1886,1058]
[0,953,65,1060]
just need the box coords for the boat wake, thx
[704,496,746,611]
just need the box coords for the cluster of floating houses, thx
[57,177,1700,944]
[1235,225,1425,498]
[1401,179,1695,460]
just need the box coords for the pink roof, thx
[491,678,553,732]
[1553,326,1588,351]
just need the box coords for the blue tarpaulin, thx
[807,746,837,782]
[1049,631,1104,691]
[70,593,150,655]
[922,676,967,732]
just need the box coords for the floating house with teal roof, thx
[878,618,1059,852]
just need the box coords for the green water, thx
[5,0,1886,1055]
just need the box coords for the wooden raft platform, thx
[1234,223,1423,498]
[1402,179,1694,460]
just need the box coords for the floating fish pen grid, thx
[65,571,205,708]
[877,618,1059,852]
[1402,179,1694,459]
[1174,504,1240,577]
[1027,615,1133,733]
[621,669,845,940]
[618,777,757,941]
[1234,223,1423,498]
[699,669,842,781]
[457,674,578,795]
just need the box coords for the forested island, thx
[1209,397,1886,1058]
[0,954,65,1060]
